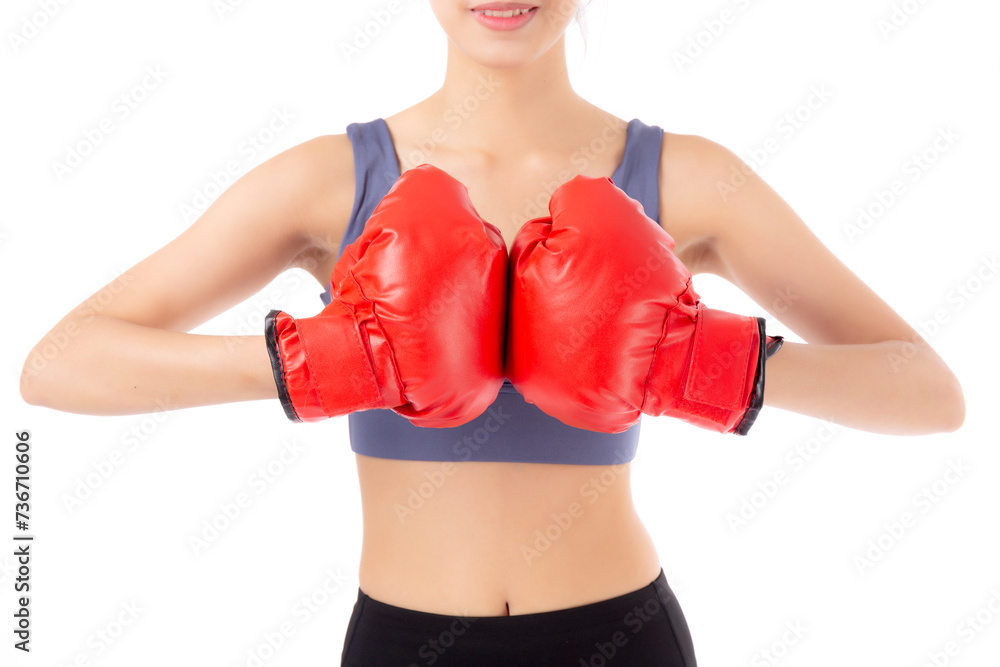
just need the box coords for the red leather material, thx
[643,300,761,433]
[507,175,681,433]
[270,303,387,422]
[683,305,760,409]
[271,163,508,427]
[507,174,768,435]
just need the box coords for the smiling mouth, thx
[473,7,536,17]
[469,4,539,31]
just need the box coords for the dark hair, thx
[572,0,593,58]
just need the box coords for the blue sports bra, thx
[322,117,665,464]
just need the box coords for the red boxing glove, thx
[507,175,783,435]
[266,164,508,427]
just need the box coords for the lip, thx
[471,3,537,31]
[471,2,537,9]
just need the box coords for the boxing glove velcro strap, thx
[683,304,760,413]
[265,305,391,423]
[645,304,766,434]
[684,310,783,435]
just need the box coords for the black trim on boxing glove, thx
[766,334,785,359]
[733,318,784,436]
[265,309,302,423]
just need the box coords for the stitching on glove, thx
[639,308,673,416]
[347,271,404,405]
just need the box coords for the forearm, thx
[20,315,277,415]
[762,340,965,435]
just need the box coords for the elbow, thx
[19,370,39,407]
[924,364,965,434]
[19,317,87,410]
[19,346,64,409]
[19,352,47,407]
[902,343,965,434]
[936,374,966,433]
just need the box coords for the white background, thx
[2,0,999,665]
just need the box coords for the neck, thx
[423,34,591,158]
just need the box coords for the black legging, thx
[340,568,697,666]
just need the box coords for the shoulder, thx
[256,133,357,276]
[283,134,356,249]
[656,131,755,273]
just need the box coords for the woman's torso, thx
[303,104,701,616]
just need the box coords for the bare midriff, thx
[354,453,662,617]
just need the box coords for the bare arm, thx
[659,133,965,435]
[19,134,355,415]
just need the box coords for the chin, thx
[431,1,576,68]
[463,43,541,70]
